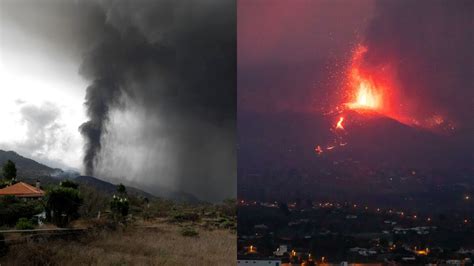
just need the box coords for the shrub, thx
[46,186,83,227]
[59,180,79,189]
[110,195,129,219]
[180,226,199,237]
[78,186,108,218]
[15,217,35,230]
[172,212,199,223]
[147,199,174,218]
[219,219,236,230]
[0,197,44,227]
[219,198,236,217]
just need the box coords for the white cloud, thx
[0,24,86,170]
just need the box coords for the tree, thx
[0,196,43,227]
[2,160,17,181]
[110,184,129,222]
[46,187,83,227]
[117,183,127,195]
[78,186,108,218]
[220,198,236,217]
[110,195,129,218]
[60,180,79,189]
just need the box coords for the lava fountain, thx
[316,43,453,156]
[345,45,385,112]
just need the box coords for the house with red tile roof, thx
[0,181,45,198]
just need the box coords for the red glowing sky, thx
[238,0,375,113]
[238,0,375,67]
[238,0,473,135]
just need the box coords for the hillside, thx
[238,110,469,172]
[100,176,200,203]
[237,111,474,208]
[0,150,59,178]
[74,175,156,199]
[0,150,200,202]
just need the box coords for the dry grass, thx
[0,221,236,266]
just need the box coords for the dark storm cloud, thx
[1,0,236,201]
[79,0,236,202]
[361,0,474,131]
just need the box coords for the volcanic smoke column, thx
[77,25,170,176]
[78,19,128,176]
[77,3,175,176]
[80,79,122,176]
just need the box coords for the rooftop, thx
[0,182,45,198]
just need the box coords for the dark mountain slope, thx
[0,150,59,178]
[0,150,200,202]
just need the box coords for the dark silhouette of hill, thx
[0,150,200,203]
[238,110,470,173]
[74,176,199,202]
[0,150,59,178]
[98,176,200,203]
[74,175,156,199]
[238,111,473,209]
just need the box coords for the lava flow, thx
[315,45,393,156]
[336,117,345,130]
[315,43,454,157]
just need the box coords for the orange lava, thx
[346,80,381,110]
[326,43,458,134]
[345,45,384,112]
[336,117,345,130]
[314,145,323,155]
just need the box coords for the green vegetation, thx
[78,185,108,218]
[0,196,43,227]
[180,226,199,237]
[15,218,35,230]
[46,182,83,227]
[172,211,200,223]
[59,180,79,189]
[110,184,130,222]
[117,183,126,195]
[2,160,17,181]
[0,170,237,264]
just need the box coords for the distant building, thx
[0,181,45,199]
[237,259,281,266]
[273,245,288,256]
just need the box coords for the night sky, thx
[238,0,473,133]
[238,0,473,200]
